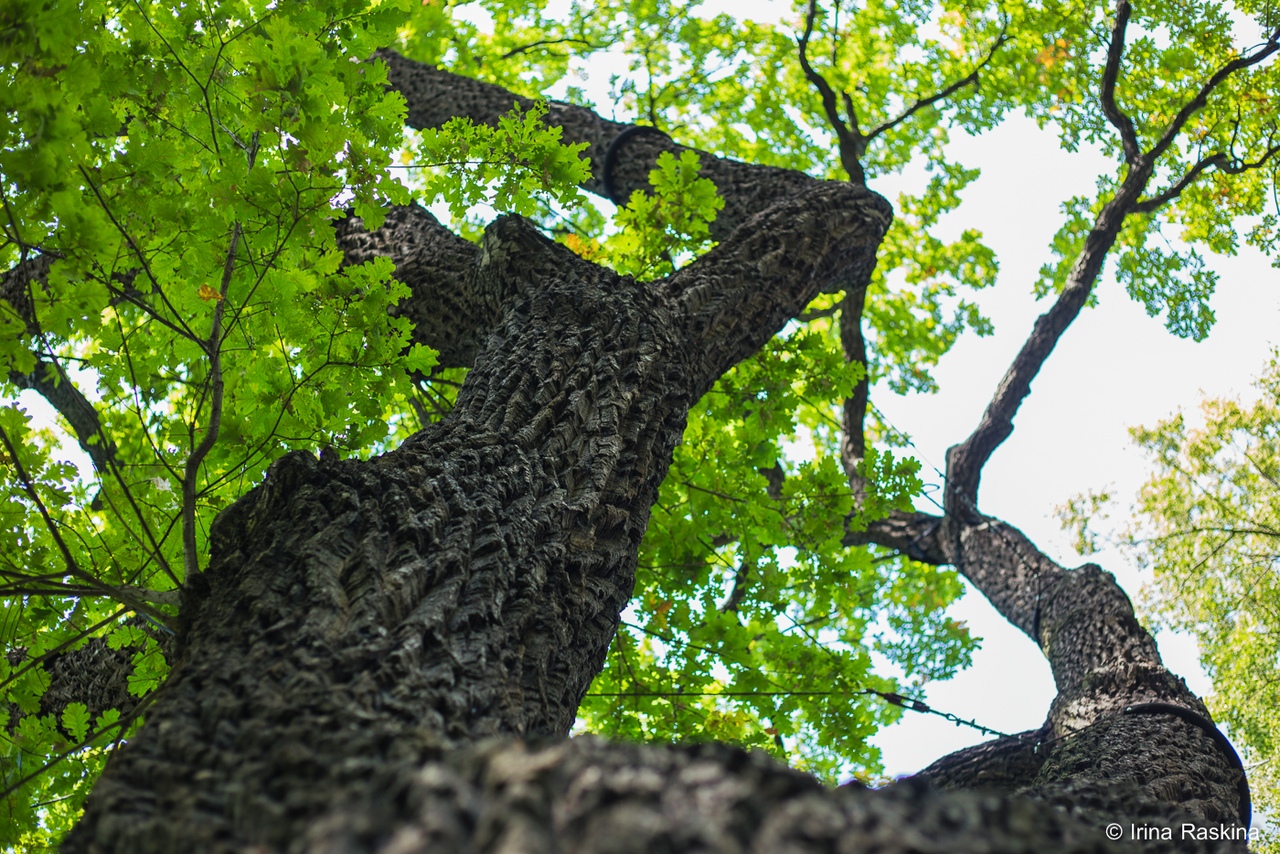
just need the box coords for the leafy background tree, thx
[1,0,1277,848]
[1062,353,1280,850]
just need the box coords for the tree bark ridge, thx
[66,160,894,850]
[334,204,488,368]
[848,504,1246,830]
[299,737,1239,854]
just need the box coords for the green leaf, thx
[61,703,90,743]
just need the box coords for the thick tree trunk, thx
[56,52,1250,853]
[63,163,891,849]
[852,513,1249,827]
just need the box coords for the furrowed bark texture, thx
[847,506,1248,835]
[377,50,820,240]
[333,205,486,369]
[294,738,1238,854]
[832,118,1248,835]
[5,627,148,739]
[46,43,1250,854]
[65,167,891,849]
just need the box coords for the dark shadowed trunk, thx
[54,52,1252,853]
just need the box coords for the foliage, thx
[1023,0,1280,340]
[576,320,970,781]
[413,100,591,220]
[571,0,1014,392]
[0,0,424,846]
[2,0,1280,842]
[1124,357,1280,849]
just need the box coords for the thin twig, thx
[499,37,598,60]
[0,426,174,628]
[864,25,1009,143]
[1148,25,1280,163]
[1134,143,1280,213]
[181,221,242,578]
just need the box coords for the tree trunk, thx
[59,53,1250,853]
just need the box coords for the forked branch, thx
[798,0,867,183]
[938,1,1280,505]
[0,424,176,627]
[943,16,1280,504]
[795,2,1008,184]
[1134,141,1280,213]
[1148,24,1280,163]
[1101,0,1142,163]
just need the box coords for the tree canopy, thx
[1061,352,1280,851]
[1,0,1278,848]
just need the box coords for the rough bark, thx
[913,726,1049,793]
[6,625,140,737]
[831,36,1255,833]
[378,50,820,238]
[64,167,892,849]
[18,40,1252,854]
[835,137,1251,838]
[377,50,876,293]
[844,507,1249,836]
[289,738,1239,854]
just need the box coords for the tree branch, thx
[664,182,892,400]
[293,736,1242,852]
[498,36,599,61]
[2,256,119,475]
[912,725,1049,792]
[843,509,948,564]
[796,0,867,183]
[9,356,117,474]
[2,609,177,743]
[180,222,241,579]
[849,502,1245,824]
[1100,0,1142,164]
[377,50,824,242]
[943,23,1280,506]
[864,25,1010,144]
[1134,143,1280,213]
[333,204,490,368]
[839,284,870,488]
[0,423,177,626]
[943,175,1149,507]
[1147,25,1280,164]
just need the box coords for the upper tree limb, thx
[378,50,832,243]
